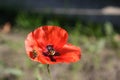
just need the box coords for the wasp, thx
[32,50,37,59]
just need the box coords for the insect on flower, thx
[25,26,81,64]
[32,50,37,59]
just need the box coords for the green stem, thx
[47,64,53,80]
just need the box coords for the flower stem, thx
[47,64,53,80]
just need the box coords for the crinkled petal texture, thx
[33,26,68,50]
[55,44,81,63]
[37,44,81,64]
[25,26,81,64]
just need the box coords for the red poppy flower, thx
[25,26,81,64]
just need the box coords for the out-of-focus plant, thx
[15,12,43,30]
[69,21,82,45]
[104,22,114,37]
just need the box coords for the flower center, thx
[46,45,56,55]
[43,45,60,62]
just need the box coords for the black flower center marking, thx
[43,45,60,62]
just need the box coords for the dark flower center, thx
[43,45,60,62]
[46,45,56,56]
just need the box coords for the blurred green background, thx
[0,0,120,80]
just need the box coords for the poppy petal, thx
[25,32,37,54]
[33,26,68,49]
[24,28,66,64]
[25,32,43,61]
[37,55,56,64]
[55,44,81,63]
[36,50,58,64]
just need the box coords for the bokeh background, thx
[0,0,120,80]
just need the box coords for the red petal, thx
[25,32,37,53]
[55,44,81,63]
[25,31,60,64]
[33,26,68,49]
[37,55,56,64]
[25,32,43,61]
